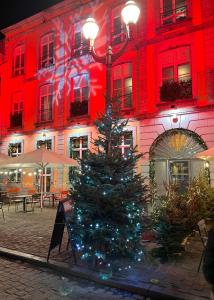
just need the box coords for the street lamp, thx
[82,0,140,110]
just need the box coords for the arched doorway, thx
[149,128,207,195]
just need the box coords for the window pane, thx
[82,136,88,148]
[124,132,133,146]
[163,0,172,12]
[176,0,185,8]
[74,32,81,49]
[72,151,80,159]
[162,66,174,82]
[82,87,88,101]
[74,89,80,102]
[178,63,190,81]
[72,138,80,149]
[113,16,121,34]
[82,150,88,159]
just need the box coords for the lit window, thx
[113,63,132,109]
[112,6,125,45]
[70,136,88,159]
[13,45,24,76]
[169,160,189,191]
[37,139,52,150]
[178,63,191,81]
[40,33,54,68]
[73,24,88,57]
[161,0,187,25]
[118,132,133,156]
[8,142,22,157]
[39,84,53,122]
[70,74,89,117]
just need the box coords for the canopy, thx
[0,148,78,168]
[0,148,78,208]
[194,147,214,161]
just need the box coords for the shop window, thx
[13,45,24,76]
[37,139,52,150]
[161,0,188,25]
[70,74,89,117]
[8,142,22,182]
[113,63,132,109]
[150,129,207,195]
[73,24,88,57]
[169,160,189,191]
[39,84,53,122]
[8,142,22,157]
[70,136,88,159]
[160,63,192,101]
[39,33,54,69]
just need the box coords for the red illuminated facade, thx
[0,0,214,193]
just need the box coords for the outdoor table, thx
[13,195,33,212]
[44,193,58,208]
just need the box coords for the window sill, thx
[67,114,90,123]
[156,98,196,108]
[156,17,192,34]
[8,125,23,131]
[35,120,53,127]
[38,64,55,71]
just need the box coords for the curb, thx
[0,246,201,300]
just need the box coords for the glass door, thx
[169,160,189,191]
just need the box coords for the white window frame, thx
[39,84,53,122]
[40,33,54,69]
[113,63,133,109]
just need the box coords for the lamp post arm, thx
[111,34,130,63]
[89,46,106,64]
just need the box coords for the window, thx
[40,33,54,69]
[113,63,132,109]
[10,95,23,128]
[39,84,53,122]
[70,74,89,117]
[112,6,125,45]
[73,24,88,57]
[13,45,24,76]
[160,63,192,101]
[69,136,88,159]
[161,0,188,24]
[169,160,189,191]
[37,139,52,150]
[8,142,22,157]
[118,131,133,156]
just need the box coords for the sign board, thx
[47,198,75,262]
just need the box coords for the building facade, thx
[0,0,214,193]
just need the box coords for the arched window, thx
[150,129,207,194]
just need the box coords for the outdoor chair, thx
[7,194,24,212]
[0,201,5,221]
[197,219,208,272]
[30,194,41,210]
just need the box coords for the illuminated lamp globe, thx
[121,0,140,25]
[82,17,99,41]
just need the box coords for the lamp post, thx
[82,0,140,110]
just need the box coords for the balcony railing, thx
[160,79,192,102]
[10,112,22,128]
[70,100,88,117]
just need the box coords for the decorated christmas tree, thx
[69,105,148,268]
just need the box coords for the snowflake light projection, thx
[36,1,108,108]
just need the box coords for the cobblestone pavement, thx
[0,257,147,300]
[0,206,211,299]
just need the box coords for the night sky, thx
[0,0,63,30]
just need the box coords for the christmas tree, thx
[69,105,148,268]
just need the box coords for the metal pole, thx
[105,45,112,110]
